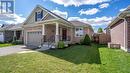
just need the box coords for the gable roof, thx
[107,5,130,29]
[70,20,93,31]
[9,23,23,30]
[70,20,91,27]
[0,24,15,31]
[24,5,71,25]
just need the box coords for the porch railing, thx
[41,35,71,46]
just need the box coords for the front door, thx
[62,28,67,41]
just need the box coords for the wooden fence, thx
[92,33,110,44]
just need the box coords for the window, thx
[75,27,84,37]
[35,10,43,21]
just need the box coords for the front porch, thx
[13,30,23,41]
[40,21,73,49]
[9,24,24,42]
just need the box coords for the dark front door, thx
[62,28,67,41]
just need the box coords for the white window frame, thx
[75,27,84,37]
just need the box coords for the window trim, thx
[75,27,84,37]
[35,10,43,22]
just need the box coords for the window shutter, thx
[41,10,43,19]
[35,12,37,21]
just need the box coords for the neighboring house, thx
[106,5,130,52]
[0,24,14,42]
[0,24,23,42]
[23,5,94,48]
[9,23,24,42]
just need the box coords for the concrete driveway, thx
[0,45,32,56]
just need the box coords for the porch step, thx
[38,42,56,51]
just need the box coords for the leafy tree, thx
[98,27,103,33]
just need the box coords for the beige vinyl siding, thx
[110,20,125,48]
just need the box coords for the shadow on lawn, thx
[41,44,101,64]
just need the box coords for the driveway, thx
[0,45,32,56]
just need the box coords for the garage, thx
[0,32,4,42]
[27,31,42,47]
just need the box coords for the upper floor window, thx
[35,10,43,21]
[75,27,84,37]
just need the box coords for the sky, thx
[0,0,130,32]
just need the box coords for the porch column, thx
[42,24,46,42]
[70,27,73,42]
[13,30,16,41]
[21,30,24,41]
[55,22,59,44]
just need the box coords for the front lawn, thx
[0,44,130,73]
[0,43,14,48]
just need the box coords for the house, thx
[106,6,130,52]
[23,5,94,48]
[0,24,23,42]
[0,24,14,42]
[70,21,93,43]
[9,23,24,42]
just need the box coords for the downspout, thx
[118,16,128,51]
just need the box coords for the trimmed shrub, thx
[0,41,4,44]
[57,41,65,49]
[12,40,23,45]
[80,38,84,45]
[13,36,17,41]
[82,34,91,45]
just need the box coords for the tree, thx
[98,27,103,33]
[82,34,91,45]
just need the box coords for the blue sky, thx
[0,0,130,32]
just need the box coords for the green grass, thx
[0,43,14,48]
[0,44,130,73]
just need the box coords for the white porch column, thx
[14,30,16,37]
[70,27,73,42]
[13,30,16,41]
[42,24,46,42]
[21,30,24,41]
[55,22,59,44]
[42,24,45,35]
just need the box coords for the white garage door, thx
[27,31,42,47]
[0,32,4,42]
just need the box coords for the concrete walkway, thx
[0,45,32,56]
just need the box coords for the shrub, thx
[80,38,84,45]
[82,34,91,45]
[13,36,17,41]
[12,40,23,45]
[0,41,4,44]
[57,41,65,49]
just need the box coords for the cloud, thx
[79,8,100,15]
[119,8,127,12]
[52,9,68,19]
[0,14,26,24]
[68,16,114,26]
[99,3,109,8]
[50,0,111,7]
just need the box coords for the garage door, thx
[27,31,42,47]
